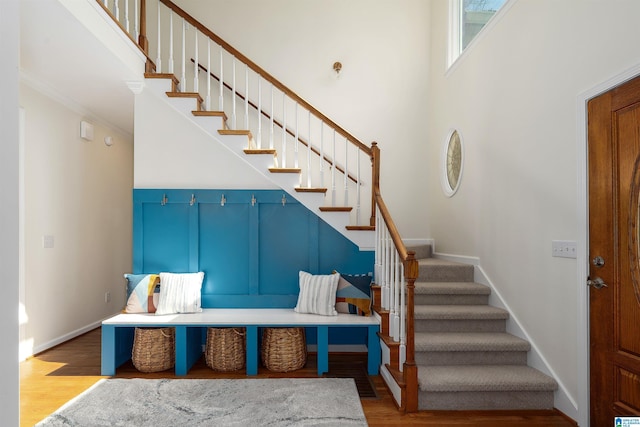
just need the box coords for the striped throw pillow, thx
[294,271,339,316]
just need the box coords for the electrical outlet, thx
[552,240,577,259]
[105,292,111,303]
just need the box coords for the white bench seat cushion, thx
[294,271,339,316]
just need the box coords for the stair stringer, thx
[142,76,375,250]
[431,250,578,420]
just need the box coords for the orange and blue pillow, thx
[335,272,372,316]
[124,273,160,313]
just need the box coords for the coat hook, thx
[220,194,226,207]
[161,194,168,206]
[190,194,196,206]
[251,194,256,206]
[282,194,287,206]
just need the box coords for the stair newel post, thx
[370,142,380,227]
[404,250,419,413]
[138,0,151,71]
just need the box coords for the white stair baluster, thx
[115,0,120,24]
[269,84,274,150]
[218,49,223,111]
[181,18,186,91]
[168,11,174,74]
[206,38,211,111]
[307,111,311,188]
[193,30,199,94]
[331,130,336,206]
[124,0,130,33]
[294,102,299,169]
[155,4,161,73]
[244,65,249,130]
[281,94,287,168]
[356,149,361,225]
[257,79,262,148]
[232,58,236,128]
[393,250,400,342]
[399,264,406,371]
[344,137,349,207]
[134,0,139,42]
[319,122,324,188]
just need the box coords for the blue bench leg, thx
[101,324,116,376]
[317,326,329,376]
[246,326,258,375]
[367,325,380,375]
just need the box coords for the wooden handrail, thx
[159,0,371,156]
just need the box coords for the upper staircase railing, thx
[97,0,418,411]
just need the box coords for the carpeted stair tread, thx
[415,332,530,352]
[418,365,558,392]
[418,258,474,282]
[415,281,490,295]
[415,304,509,320]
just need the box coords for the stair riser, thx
[418,266,474,282]
[414,294,488,305]
[415,351,527,366]
[414,319,505,333]
[407,245,432,259]
[419,390,555,410]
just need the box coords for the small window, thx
[449,0,507,66]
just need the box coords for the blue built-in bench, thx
[101,309,380,376]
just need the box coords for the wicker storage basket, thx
[261,327,307,372]
[132,327,175,373]
[205,327,246,371]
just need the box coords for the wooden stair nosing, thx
[386,363,407,388]
[244,149,276,155]
[319,206,353,212]
[295,187,327,194]
[192,110,228,120]
[346,225,375,231]
[219,129,253,138]
[166,91,203,103]
[269,168,301,174]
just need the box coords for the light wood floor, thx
[20,328,577,427]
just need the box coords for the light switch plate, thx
[552,240,576,258]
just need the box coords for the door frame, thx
[579,63,640,427]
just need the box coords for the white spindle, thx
[399,263,406,371]
[232,58,236,128]
[269,84,274,150]
[103,0,108,8]
[282,94,287,168]
[257,79,262,148]
[155,4,161,73]
[393,250,401,341]
[206,39,211,111]
[193,30,199,93]
[218,49,224,110]
[356,149,361,225]
[181,18,186,91]
[134,0,139,42]
[244,65,249,129]
[168,12,174,74]
[294,102,299,169]
[319,122,325,188]
[344,137,349,206]
[331,130,336,206]
[307,111,311,188]
[115,0,120,23]
[124,0,130,33]
[389,246,396,339]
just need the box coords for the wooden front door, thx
[588,75,640,426]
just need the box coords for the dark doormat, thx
[323,360,379,399]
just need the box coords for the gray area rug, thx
[36,378,368,426]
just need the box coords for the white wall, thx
[171,0,432,239]
[427,1,640,424]
[0,0,20,423]
[20,82,134,356]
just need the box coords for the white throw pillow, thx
[294,271,339,316]
[156,272,204,315]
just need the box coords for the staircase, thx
[405,244,558,410]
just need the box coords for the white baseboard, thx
[29,320,103,358]
[380,364,402,407]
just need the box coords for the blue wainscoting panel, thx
[133,189,374,345]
